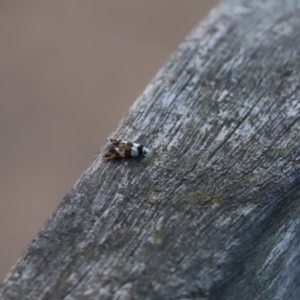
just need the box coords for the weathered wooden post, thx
[1,0,300,299]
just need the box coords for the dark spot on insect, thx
[137,145,144,156]
[125,149,131,157]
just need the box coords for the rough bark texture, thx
[2,0,300,299]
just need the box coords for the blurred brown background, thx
[0,0,219,282]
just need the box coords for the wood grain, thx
[1,0,300,299]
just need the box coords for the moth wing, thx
[106,138,120,146]
[117,141,133,151]
[103,148,122,159]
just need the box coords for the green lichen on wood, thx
[153,230,164,246]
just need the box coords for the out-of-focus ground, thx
[0,0,219,282]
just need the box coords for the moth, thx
[103,138,149,160]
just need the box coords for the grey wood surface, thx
[2,0,300,299]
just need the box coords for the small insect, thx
[103,138,149,160]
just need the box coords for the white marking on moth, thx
[131,147,139,157]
